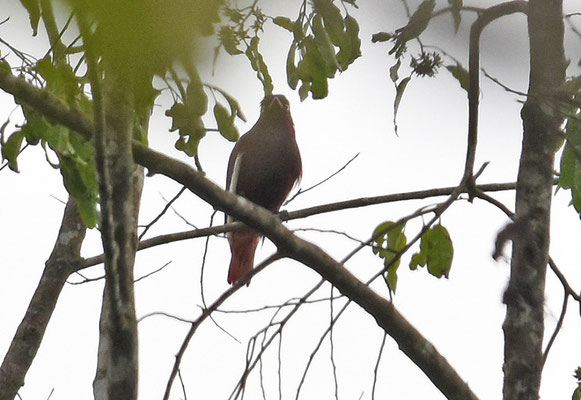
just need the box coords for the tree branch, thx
[0,198,86,400]
[0,64,478,400]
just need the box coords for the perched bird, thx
[225,94,302,284]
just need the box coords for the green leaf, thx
[409,224,454,278]
[560,115,581,213]
[287,43,299,89]
[35,56,82,105]
[446,63,470,92]
[216,88,246,122]
[336,15,361,70]
[1,130,24,172]
[0,59,11,74]
[245,37,274,96]
[273,16,295,32]
[166,102,207,156]
[401,0,435,42]
[390,0,436,57]
[312,0,345,47]
[312,15,340,78]
[19,0,41,36]
[371,220,407,293]
[393,77,410,134]
[298,81,311,101]
[372,32,392,43]
[296,39,330,99]
[214,102,239,142]
[60,157,98,228]
[389,60,401,83]
[186,79,208,116]
[218,25,243,55]
[448,0,463,33]
[559,143,581,212]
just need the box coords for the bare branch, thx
[0,198,86,400]
[162,254,282,400]
[139,186,187,240]
[284,152,359,205]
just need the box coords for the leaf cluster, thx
[372,0,469,133]
[166,72,246,157]
[371,221,453,293]
[1,50,98,226]
[276,0,361,100]
[216,5,273,95]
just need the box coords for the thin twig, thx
[139,186,187,240]
[542,286,568,366]
[482,68,527,97]
[372,333,388,400]
[162,253,282,400]
[284,153,360,205]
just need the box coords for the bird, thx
[225,94,302,284]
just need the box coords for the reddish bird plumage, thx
[226,95,302,284]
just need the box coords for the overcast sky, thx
[1,1,581,399]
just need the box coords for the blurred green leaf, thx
[298,81,311,101]
[166,103,206,156]
[296,39,329,99]
[560,114,581,213]
[390,0,436,57]
[371,221,407,292]
[287,43,299,89]
[35,55,83,105]
[390,59,401,83]
[186,80,208,116]
[371,32,392,43]
[336,15,361,70]
[18,110,98,227]
[68,0,223,76]
[448,0,463,33]
[312,15,340,77]
[1,131,24,172]
[409,224,453,278]
[213,88,246,122]
[245,37,274,96]
[446,63,470,92]
[61,156,98,227]
[312,0,345,47]
[393,76,410,134]
[218,25,243,55]
[273,16,295,32]
[19,0,40,36]
[214,102,239,142]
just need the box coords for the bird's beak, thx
[272,96,284,108]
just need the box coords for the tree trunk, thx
[90,58,142,400]
[502,1,566,399]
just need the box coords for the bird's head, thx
[260,94,290,116]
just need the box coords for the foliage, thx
[371,221,407,292]
[409,224,453,279]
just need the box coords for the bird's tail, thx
[228,231,260,284]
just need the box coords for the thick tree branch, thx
[0,198,86,400]
[0,63,477,399]
[131,143,479,400]
[466,1,528,181]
